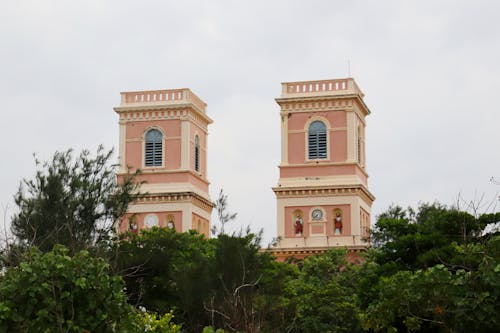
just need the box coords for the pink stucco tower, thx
[114,88,213,237]
[271,78,375,260]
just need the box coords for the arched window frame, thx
[143,127,164,167]
[305,117,330,161]
[194,134,200,172]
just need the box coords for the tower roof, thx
[114,88,212,123]
[276,78,370,115]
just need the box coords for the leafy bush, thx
[0,245,135,332]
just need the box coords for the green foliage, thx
[370,203,485,271]
[207,232,295,332]
[114,228,295,332]
[286,249,363,333]
[201,327,225,333]
[112,202,499,332]
[114,227,214,332]
[362,238,500,332]
[360,203,500,332]
[10,146,141,257]
[0,245,135,332]
[134,308,182,333]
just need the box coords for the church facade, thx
[114,78,374,259]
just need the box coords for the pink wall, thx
[331,130,347,162]
[284,204,351,238]
[288,133,305,164]
[119,211,182,232]
[125,119,182,170]
[280,164,367,184]
[287,110,348,164]
[360,208,370,239]
[192,212,209,237]
[128,172,209,192]
[189,122,207,175]
[287,111,346,130]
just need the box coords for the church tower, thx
[114,88,213,237]
[271,78,374,260]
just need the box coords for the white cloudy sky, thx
[1,0,499,244]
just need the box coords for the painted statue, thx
[129,219,138,233]
[334,212,343,235]
[294,216,304,236]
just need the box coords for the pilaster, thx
[118,121,126,172]
[281,112,289,164]
[346,111,356,162]
[181,120,190,170]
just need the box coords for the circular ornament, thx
[312,209,323,220]
[144,214,159,228]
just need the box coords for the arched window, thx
[145,129,162,166]
[194,135,200,172]
[308,121,327,159]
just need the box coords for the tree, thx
[211,189,237,236]
[0,245,136,332]
[206,232,295,333]
[113,228,214,332]
[285,249,363,333]
[114,227,296,333]
[10,146,140,257]
[359,203,500,332]
[134,309,182,333]
[369,203,492,271]
[361,236,500,332]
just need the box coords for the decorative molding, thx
[263,245,368,259]
[135,191,214,211]
[288,127,347,134]
[278,161,370,178]
[272,185,375,205]
[276,95,369,117]
[116,107,212,128]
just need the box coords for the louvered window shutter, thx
[308,121,327,159]
[194,135,200,172]
[145,129,163,166]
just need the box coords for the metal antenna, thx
[347,59,351,77]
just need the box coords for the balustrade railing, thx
[281,78,363,97]
[120,88,206,112]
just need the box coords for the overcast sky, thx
[1,0,499,244]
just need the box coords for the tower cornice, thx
[276,78,370,116]
[135,191,215,211]
[272,184,375,205]
[276,95,370,117]
[114,88,213,124]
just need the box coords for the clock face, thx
[144,214,159,228]
[312,209,323,220]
